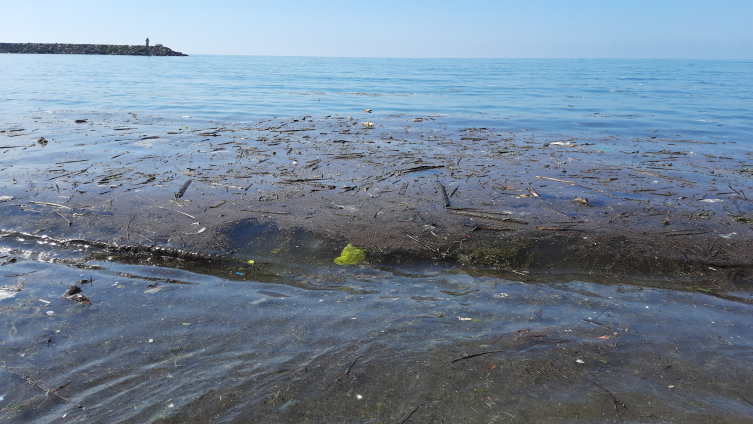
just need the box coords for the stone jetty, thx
[0,43,187,56]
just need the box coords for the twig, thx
[733,390,753,407]
[406,234,439,253]
[534,176,617,199]
[397,403,424,424]
[451,350,506,363]
[239,209,289,215]
[336,355,363,382]
[729,183,747,200]
[535,176,576,184]
[156,206,197,220]
[28,201,72,210]
[590,380,627,411]
[447,209,528,224]
[174,179,192,199]
[0,366,82,408]
[438,183,451,207]
[126,214,135,242]
[55,211,72,226]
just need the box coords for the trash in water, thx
[0,195,13,202]
[334,243,366,266]
[61,285,91,305]
[247,259,255,264]
[363,109,372,113]
[573,197,592,206]
[361,122,374,129]
[0,291,16,301]
[458,317,473,321]
[174,179,192,199]
[575,359,585,364]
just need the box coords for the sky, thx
[1,0,751,59]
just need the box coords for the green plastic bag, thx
[334,243,365,266]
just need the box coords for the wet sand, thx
[2,111,753,285]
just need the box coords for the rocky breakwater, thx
[0,43,187,56]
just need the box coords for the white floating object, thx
[575,359,585,364]
[46,311,55,315]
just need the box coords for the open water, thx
[1,54,753,423]
[1,55,751,142]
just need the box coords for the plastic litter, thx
[334,243,365,265]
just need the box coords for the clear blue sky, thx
[2,0,751,58]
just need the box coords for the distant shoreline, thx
[0,42,187,56]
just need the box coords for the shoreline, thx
[1,111,753,290]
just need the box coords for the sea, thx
[1,55,751,141]
[1,54,752,423]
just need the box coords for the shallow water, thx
[2,55,753,422]
[1,55,751,143]
[1,232,753,422]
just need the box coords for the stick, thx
[535,176,575,184]
[126,214,134,242]
[590,380,628,411]
[447,209,528,225]
[336,355,364,381]
[239,209,289,215]
[28,201,72,210]
[451,350,507,363]
[0,366,82,408]
[534,176,618,199]
[55,211,72,226]
[729,183,747,200]
[174,179,192,199]
[156,206,197,220]
[398,404,424,424]
[438,183,451,207]
[406,234,438,253]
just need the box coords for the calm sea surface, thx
[2,55,753,422]
[1,55,751,142]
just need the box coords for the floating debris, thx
[572,197,592,207]
[61,285,91,305]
